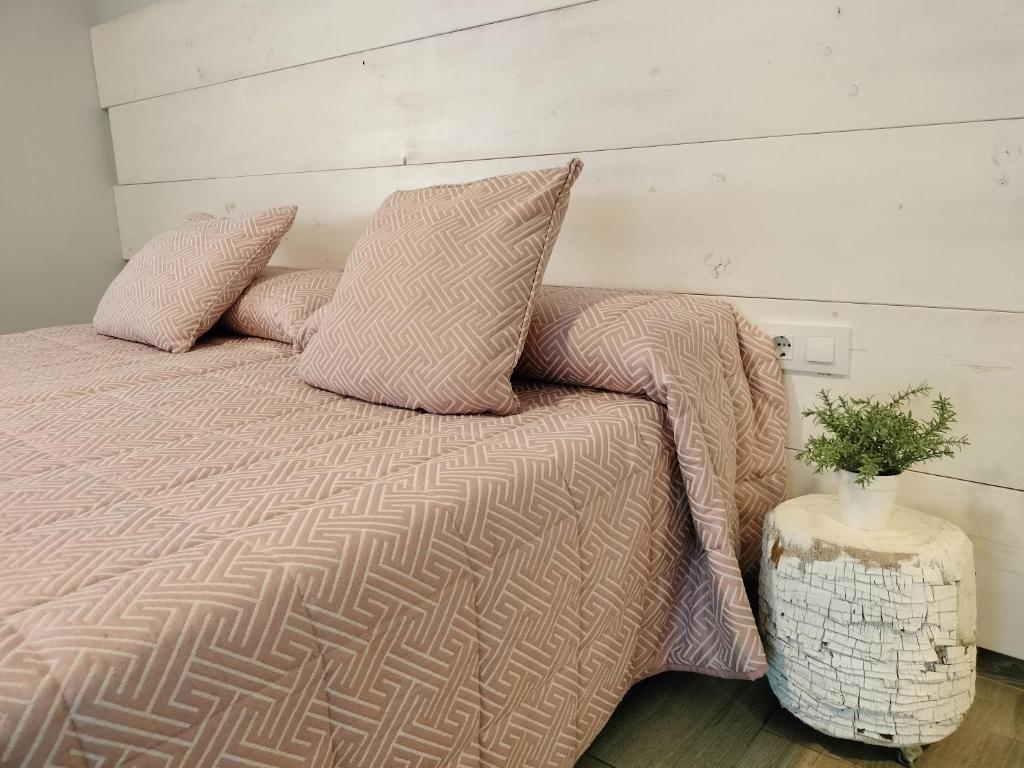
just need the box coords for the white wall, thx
[90,0,1024,658]
[0,0,123,334]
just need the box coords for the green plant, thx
[795,383,969,487]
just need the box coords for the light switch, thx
[806,336,835,364]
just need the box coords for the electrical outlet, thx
[772,335,794,360]
[761,324,851,376]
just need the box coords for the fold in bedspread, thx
[520,286,788,677]
[0,301,785,767]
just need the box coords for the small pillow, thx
[94,206,297,352]
[221,266,341,344]
[293,305,328,353]
[299,159,583,415]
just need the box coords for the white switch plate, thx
[761,323,851,376]
[805,335,835,364]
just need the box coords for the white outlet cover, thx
[761,323,851,376]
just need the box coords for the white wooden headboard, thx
[92,0,1024,657]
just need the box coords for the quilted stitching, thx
[0,287,787,765]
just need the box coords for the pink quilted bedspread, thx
[0,289,785,767]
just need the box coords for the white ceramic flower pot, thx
[837,470,900,530]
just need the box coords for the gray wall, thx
[95,0,160,24]
[0,0,123,333]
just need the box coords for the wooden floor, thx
[576,650,1024,768]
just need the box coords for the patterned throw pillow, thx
[94,206,297,352]
[300,159,583,415]
[221,266,341,345]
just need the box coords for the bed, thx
[0,287,786,767]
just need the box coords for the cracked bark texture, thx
[759,494,976,748]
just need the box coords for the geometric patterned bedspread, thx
[0,319,783,767]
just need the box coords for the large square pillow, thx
[94,206,297,352]
[299,159,583,415]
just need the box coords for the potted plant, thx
[796,383,969,530]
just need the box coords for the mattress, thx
[0,315,784,767]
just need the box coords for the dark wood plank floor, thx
[576,651,1024,768]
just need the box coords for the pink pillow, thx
[300,159,583,415]
[221,266,341,345]
[94,207,297,352]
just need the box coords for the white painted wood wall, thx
[91,0,1024,658]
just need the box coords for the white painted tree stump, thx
[759,494,976,763]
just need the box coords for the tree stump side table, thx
[759,494,977,765]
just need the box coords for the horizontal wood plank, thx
[114,121,1024,309]
[90,0,584,107]
[788,453,1024,660]
[107,0,1024,184]
[729,296,1023,492]
[113,148,1024,486]
[113,132,1024,494]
